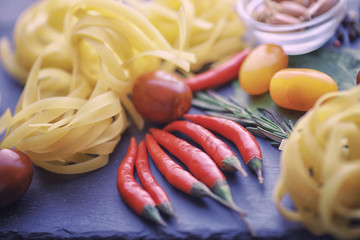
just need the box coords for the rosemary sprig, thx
[192,90,294,146]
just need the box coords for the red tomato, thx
[0,149,33,208]
[132,71,192,123]
[357,70,360,85]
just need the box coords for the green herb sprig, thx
[192,90,294,146]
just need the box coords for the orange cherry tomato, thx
[269,68,338,111]
[239,44,288,95]
[132,71,192,123]
[0,148,33,208]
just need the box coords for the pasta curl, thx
[274,85,360,239]
[0,0,195,174]
[124,0,247,72]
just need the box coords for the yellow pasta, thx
[274,85,360,239]
[124,0,247,72]
[0,0,75,83]
[0,0,195,174]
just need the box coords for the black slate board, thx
[0,0,356,239]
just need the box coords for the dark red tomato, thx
[132,71,192,123]
[357,70,360,85]
[0,149,33,208]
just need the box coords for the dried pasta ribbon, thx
[125,0,247,72]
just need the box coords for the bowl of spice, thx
[236,0,348,55]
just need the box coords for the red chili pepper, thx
[145,134,253,226]
[163,120,247,177]
[135,140,176,218]
[149,128,235,204]
[145,133,211,196]
[116,137,166,227]
[183,114,264,184]
[184,48,251,92]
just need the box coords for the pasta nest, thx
[274,85,360,239]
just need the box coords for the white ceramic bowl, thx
[236,0,348,55]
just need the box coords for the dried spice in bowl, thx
[236,0,347,54]
[252,0,339,25]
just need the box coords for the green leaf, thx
[288,46,359,91]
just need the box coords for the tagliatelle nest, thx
[274,85,360,239]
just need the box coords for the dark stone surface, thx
[0,0,353,239]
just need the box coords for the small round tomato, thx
[239,44,288,95]
[132,71,192,123]
[270,68,338,111]
[0,149,33,208]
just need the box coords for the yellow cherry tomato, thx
[239,44,288,95]
[270,68,338,111]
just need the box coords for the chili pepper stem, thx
[246,157,264,184]
[189,182,255,235]
[189,181,245,216]
[222,156,248,177]
[204,187,256,236]
[212,193,246,218]
[142,204,167,227]
[237,214,257,237]
[158,201,178,219]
